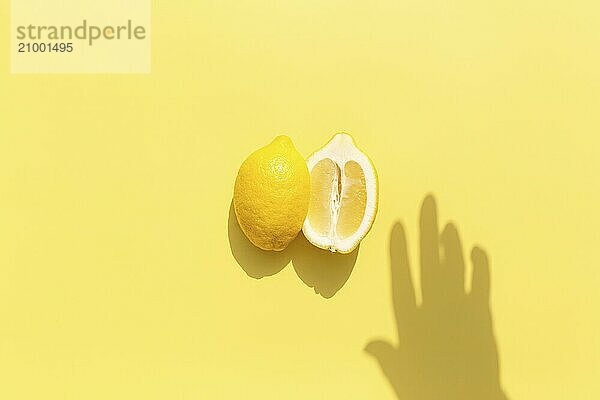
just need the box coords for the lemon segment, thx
[307,158,338,236]
[337,161,367,239]
[302,133,378,254]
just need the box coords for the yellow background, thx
[1,0,599,398]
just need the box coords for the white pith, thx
[302,134,378,254]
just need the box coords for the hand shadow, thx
[365,195,509,400]
[227,201,359,298]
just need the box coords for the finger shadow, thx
[227,200,359,297]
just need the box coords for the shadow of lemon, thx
[227,201,359,298]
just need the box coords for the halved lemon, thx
[302,133,378,254]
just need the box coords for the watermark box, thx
[11,0,151,73]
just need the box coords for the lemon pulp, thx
[307,159,367,241]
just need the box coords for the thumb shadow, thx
[227,200,359,297]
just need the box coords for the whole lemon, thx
[233,136,310,251]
